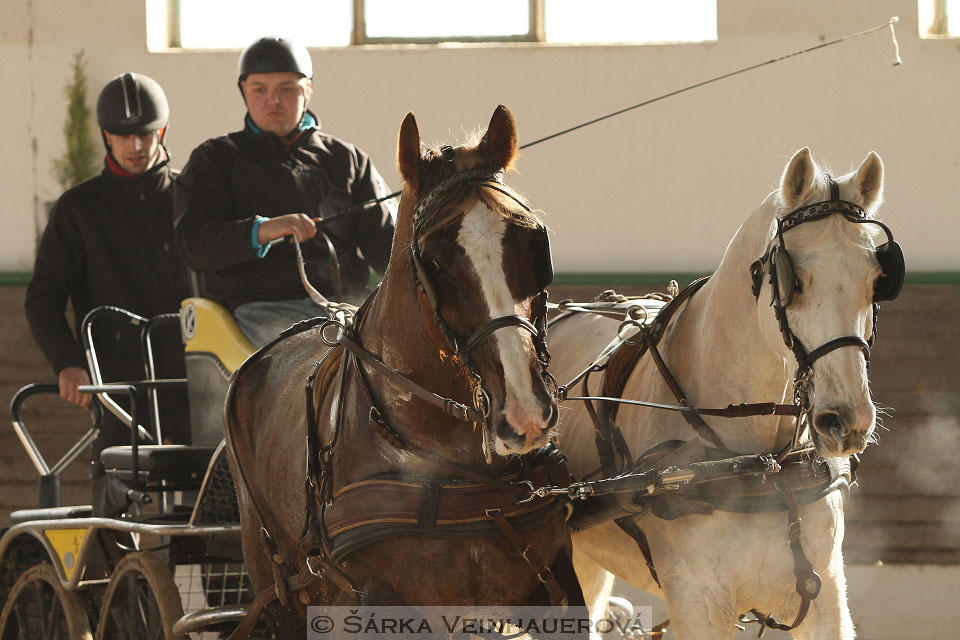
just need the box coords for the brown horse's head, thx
[389,105,558,457]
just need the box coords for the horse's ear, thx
[398,112,422,192]
[779,147,816,209]
[853,151,884,212]
[481,105,518,171]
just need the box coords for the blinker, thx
[532,227,555,292]
[770,245,799,308]
[872,237,904,302]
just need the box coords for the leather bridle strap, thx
[338,334,483,423]
[464,314,540,354]
[804,336,870,371]
[346,348,546,493]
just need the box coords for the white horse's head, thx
[752,148,897,457]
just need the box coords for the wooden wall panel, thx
[1,283,957,565]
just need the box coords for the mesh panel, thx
[192,446,241,526]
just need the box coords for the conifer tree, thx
[52,51,99,190]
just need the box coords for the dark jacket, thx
[173,118,396,310]
[25,155,192,378]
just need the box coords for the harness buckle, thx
[513,480,537,504]
[443,399,471,422]
[793,377,815,412]
[320,320,346,346]
[473,385,491,418]
[542,371,560,399]
[305,555,326,577]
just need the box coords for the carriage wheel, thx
[0,564,92,640]
[95,553,185,640]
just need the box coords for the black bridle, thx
[749,175,904,415]
[408,160,555,445]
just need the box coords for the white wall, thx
[2,0,956,273]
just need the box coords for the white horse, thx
[550,148,893,639]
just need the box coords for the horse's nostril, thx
[544,402,558,430]
[815,411,848,439]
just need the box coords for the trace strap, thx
[562,396,802,419]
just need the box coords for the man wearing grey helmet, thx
[174,36,396,348]
[26,72,192,458]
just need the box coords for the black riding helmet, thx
[237,36,313,95]
[97,73,169,139]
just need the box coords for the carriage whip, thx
[318,16,903,221]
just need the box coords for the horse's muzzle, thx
[811,404,874,456]
[495,399,558,454]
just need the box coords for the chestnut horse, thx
[224,106,582,636]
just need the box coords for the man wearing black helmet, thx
[25,72,192,458]
[174,36,395,347]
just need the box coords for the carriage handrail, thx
[77,380,186,489]
[81,306,182,442]
[142,313,181,444]
[10,383,103,477]
[0,517,242,590]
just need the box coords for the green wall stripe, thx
[4,271,960,287]
[552,273,710,286]
[0,272,31,286]
[553,272,960,286]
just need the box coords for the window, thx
[919,0,960,36]
[147,0,717,51]
[146,0,352,50]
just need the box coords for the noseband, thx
[749,175,903,413]
[409,162,555,437]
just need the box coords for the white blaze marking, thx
[457,202,542,442]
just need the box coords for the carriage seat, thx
[179,298,256,447]
[99,445,218,485]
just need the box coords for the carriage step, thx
[9,505,92,525]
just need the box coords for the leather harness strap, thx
[743,483,822,637]
[642,329,726,450]
[338,334,484,423]
[321,453,563,540]
[599,278,710,434]
[228,563,319,640]
[487,507,568,606]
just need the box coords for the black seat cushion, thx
[100,445,217,477]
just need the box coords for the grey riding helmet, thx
[237,36,313,93]
[96,73,169,139]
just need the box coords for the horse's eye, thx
[427,259,443,274]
